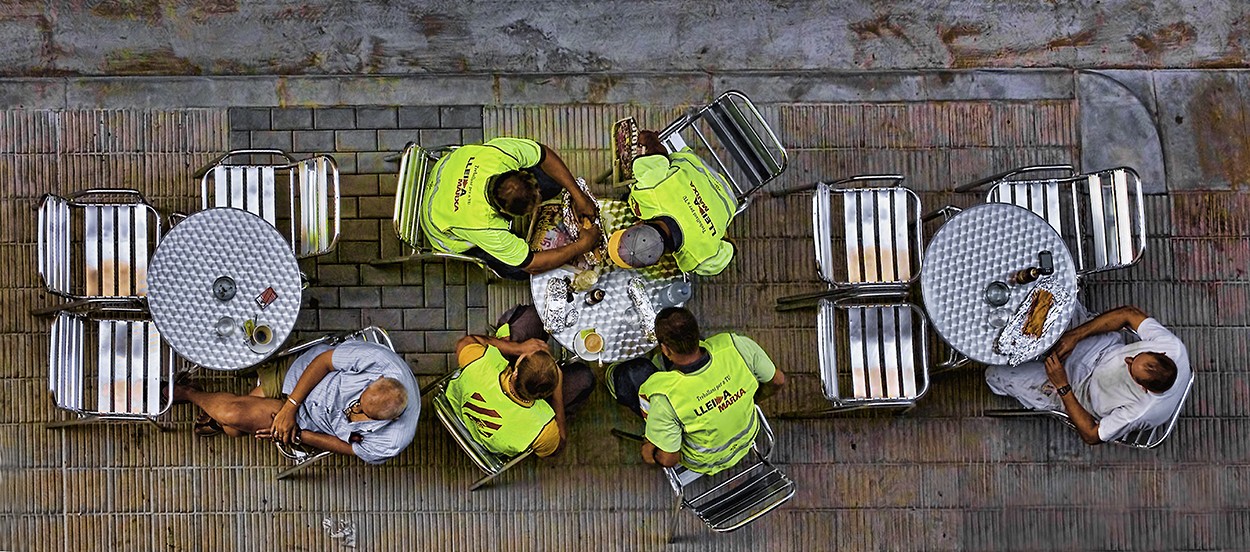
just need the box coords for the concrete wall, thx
[1,1,1249,77]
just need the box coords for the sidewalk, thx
[1,67,1247,551]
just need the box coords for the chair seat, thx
[49,311,174,421]
[682,458,795,532]
[817,300,930,408]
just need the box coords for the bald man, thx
[176,340,420,464]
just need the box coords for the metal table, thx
[530,199,687,363]
[147,208,303,371]
[920,203,1078,365]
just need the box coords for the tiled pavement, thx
[2,79,1250,551]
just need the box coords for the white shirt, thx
[1071,318,1191,442]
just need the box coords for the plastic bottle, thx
[658,281,692,307]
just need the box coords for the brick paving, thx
[2,84,1248,551]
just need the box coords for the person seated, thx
[421,136,601,280]
[607,130,738,276]
[175,340,419,464]
[446,305,594,457]
[986,305,1191,445]
[606,307,785,474]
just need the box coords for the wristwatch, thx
[1056,384,1071,397]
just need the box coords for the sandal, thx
[193,412,223,437]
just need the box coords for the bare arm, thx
[523,224,601,274]
[1052,305,1149,361]
[455,335,547,359]
[641,438,682,468]
[254,428,356,457]
[756,367,786,400]
[270,349,336,443]
[1045,355,1102,445]
[538,143,596,220]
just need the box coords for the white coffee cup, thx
[252,324,273,346]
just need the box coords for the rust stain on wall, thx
[89,0,162,22]
[849,14,909,40]
[1131,22,1197,63]
[186,0,239,23]
[1189,80,1250,191]
[103,47,201,75]
[941,24,1099,69]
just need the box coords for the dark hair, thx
[655,307,700,355]
[1138,352,1178,393]
[489,170,539,217]
[515,349,559,400]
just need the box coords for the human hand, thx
[572,194,598,221]
[1044,355,1068,388]
[577,222,602,247]
[1051,334,1077,362]
[519,338,548,356]
[269,403,298,444]
[640,440,658,465]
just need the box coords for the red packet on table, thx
[255,287,278,310]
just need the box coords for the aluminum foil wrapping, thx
[627,277,657,341]
[560,177,609,267]
[543,277,576,331]
[994,274,1075,365]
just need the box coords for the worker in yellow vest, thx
[605,307,785,475]
[446,305,594,457]
[606,130,738,276]
[423,137,600,280]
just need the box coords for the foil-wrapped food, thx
[994,275,1073,365]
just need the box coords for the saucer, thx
[574,329,603,361]
[247,339,278,355]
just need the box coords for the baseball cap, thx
[607,223,665,268]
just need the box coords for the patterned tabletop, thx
[530,199,686,363]
[147,208,303,371]
[920,203,1078,365]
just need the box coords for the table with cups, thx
[147,208,304,371]
[920,203,1079,366]
[530,199,690,363]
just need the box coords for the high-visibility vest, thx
[628,152,737,272]
[422,145,519,254]
[445,346,553,456]
[638,333,760,475]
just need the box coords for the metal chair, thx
[659,90,787,211]
[369,142,504,278]
[805,295,932,413]
[987,371,1193,449]
[46,311,175,429]
[776,176,922,311]
[274,326,396,480]
[955,165,1146,276]
[614,405,795,538]
[35,189,163,316]
[195,149,341,258]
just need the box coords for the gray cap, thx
[608,223,665,268]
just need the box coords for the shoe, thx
[193,412,223,437]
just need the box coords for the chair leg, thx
[277,450,334,480]
[984,408,1047,417]
[773,407,841,419]
[368,254,421,266]
[667,493,684,544]
[45,414,100,429]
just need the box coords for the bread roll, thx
[1022,289,1054,337]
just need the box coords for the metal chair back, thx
[372,143,502,277]
[662,405,794,533]
[197,149,341,258]
[430,379,534,491]
[961,165,1146,275]
[817,298,931,409]
[47,311,174,427]
[659,91,787,210]
[814,176,922,290]
[36,189,163,314]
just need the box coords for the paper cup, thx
[252,324,273,346]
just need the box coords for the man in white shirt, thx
[985,305,1190,444]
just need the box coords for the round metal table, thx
[920,203,1078,365]
[530,199,686,363]
[147,208,303,371]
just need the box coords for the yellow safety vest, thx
[422,144,522,253]
[628,152,737,272]
[638,333,760,475]
[445,346,554,456]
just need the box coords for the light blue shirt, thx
[283,341,420,464]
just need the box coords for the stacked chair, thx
[34,189,175,429]
[777,176,933,414]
